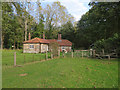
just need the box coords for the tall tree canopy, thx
[2,1,119,53]
[43,1,74,39]
[76,2,120,49]
[2,1,75,49]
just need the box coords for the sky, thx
[41,0,91,21]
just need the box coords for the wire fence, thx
[2,50,91,66]
[2,52,51,66]
[63,50,91,58]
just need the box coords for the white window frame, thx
[29,45,34,49]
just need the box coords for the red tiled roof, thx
[57,39,72,46]
[23,37,49,44]
[48,39,72,46]
[47,39,57,43]
[23,38,72,46]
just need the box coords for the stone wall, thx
[23,43,71,53]
[23,43,40,53]
[40,44,49,53]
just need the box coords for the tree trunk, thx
[25,20,27,41]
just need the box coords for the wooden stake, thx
[82,51,83,58]
[58,49,60,57]
[93,50,96,57]
[46,51,48,60]
[77,52,79,57]
[14,52,16,66]
[108,55,110,60]
[51,53,53,59]
[72,51,73,58]
[90,49,92,57]
[102,49,104,55]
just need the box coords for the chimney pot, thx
[58,34,61,40]
[29,32,31,40]
[43,33,45,39]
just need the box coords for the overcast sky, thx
[41,0,91,21]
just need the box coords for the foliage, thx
[60,21,76,44]
[2,2,120,53]
[2,2,75,49]
[43,1,74,39]
[94,33,120,56]
[76,2,120,49]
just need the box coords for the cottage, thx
[23,33,72,53]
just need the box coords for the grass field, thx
[2,57,118,88]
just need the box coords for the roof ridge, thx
[36,37,41,43]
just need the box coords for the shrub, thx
[49,42,59,57]
[94,33,120,57]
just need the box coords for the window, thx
[30,45,34,49]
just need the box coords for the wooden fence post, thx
[93,50,96,57]
[51,53,53,59]
[82,51,83,58]
[102,49,104,55]
[108,55,110,60]
[77,51,79,57]
[90,49,92,57]
[14,52,16,66]
[46,51,48,60]
[58,49,60,57]
[50,49,53,59]
[72,51,73,58]
[84,52,86,57]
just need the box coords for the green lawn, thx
[2,57,118,88]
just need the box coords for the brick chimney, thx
[58,34,61,40]
[43,33,45,39]
[28,32,31,40]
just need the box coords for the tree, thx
[2,2,14,49]
[76,2,120,49]
[94,33,120,57]
[60,21,75,45]
[43,1,75,39]
[49,42,59,57]
[32,2,45,38]
[2,2,35,49]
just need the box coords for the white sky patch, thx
[42,0,91,21]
